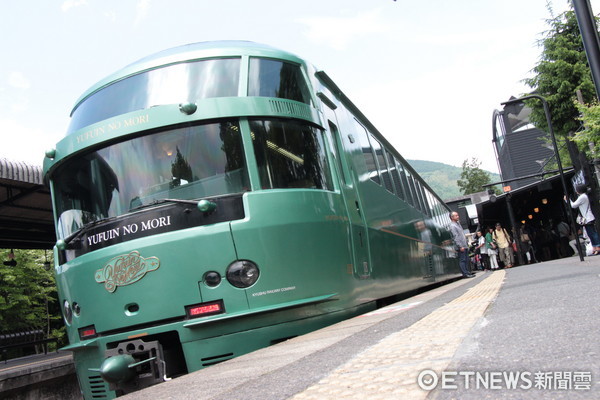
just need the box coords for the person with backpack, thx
[493,222,514,268]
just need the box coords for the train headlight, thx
[203,271,222,287]
[63,300,73,325]
[226,260,259,288]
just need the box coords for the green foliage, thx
[407,160,462,199]
[408,159,500,200]
[0,249,63,343]
[523,9,596,140]
[457,158,494,196]
[574,101,600,159]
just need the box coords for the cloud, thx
[103,10,117,23]
[61,0,88,12]
[134,0,150,27]
[298,9,391,50]
[0,119,52,166]
[8,72,30,89]
[410,20,544,50]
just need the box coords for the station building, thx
[447,98,596,265]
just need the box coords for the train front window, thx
[250,119,333,190]
[53,121,249,239]
[248,58,312,104]
[68,58,241,133]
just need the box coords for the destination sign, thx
[62,195,244,261]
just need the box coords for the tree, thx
[524,5,600,224]
[522,6,600,172]
[523,8,596,140]
[457,158,494,195]
[0,249,64,349]
[170,146,193,188]
[574,101,600,160]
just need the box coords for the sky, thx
[1,0,598,174]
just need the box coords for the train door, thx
[322,107,370,279]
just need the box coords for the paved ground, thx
[122,255,600,400]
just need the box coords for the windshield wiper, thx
[130,198,217,213]
[62,216,116,245]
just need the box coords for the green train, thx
[43,41,460,399]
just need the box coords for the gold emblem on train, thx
[95,251,160,293]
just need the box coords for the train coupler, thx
[99,338,170,394]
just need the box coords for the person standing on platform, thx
[476,230,490,270]
[556,219,573,257]
[519,222,538,263]
[485,226,500,270]
[449,211,475,278]
[565,184,600,255]
[493,222,514,268]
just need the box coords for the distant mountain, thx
[406,159,500,201]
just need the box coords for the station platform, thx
[0,351,77,399]
[122,255,600,400]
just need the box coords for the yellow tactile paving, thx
[291,271,506,400]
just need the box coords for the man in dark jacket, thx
[449,211,474,278]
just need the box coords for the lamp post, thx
[504,192,524,266]
[501,95,584,261]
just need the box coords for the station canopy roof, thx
[0,158,55,250]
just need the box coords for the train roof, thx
[71,41,308,115]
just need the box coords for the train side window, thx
[412,179,422,211]
[422,188,433,217]
[387,151,403,199]
[415,181,426,212]
[352,120,380,184]
[327,121,349,186]
[396,161,413,205]
[370,136,394,194]
[406,170,421,209]
[248,58,312,105]
[405,169,418,209]
[424,189,433,217]
[431,196,440,222]
[250,119,333,190]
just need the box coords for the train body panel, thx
[231,190,352,309]
[56,221,239,339]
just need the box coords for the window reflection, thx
[250,119,332,190]
[352,119,379,184]
[248,58,312,104]
[419,185,431,215]
[397,162,413,205]
[405,170,419,209]
[69,58,241,133]
[370,136,394,194]
[54,121,249,239]
[388,153,403,199]
[494,113,505,150]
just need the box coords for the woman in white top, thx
[485,226,500,269]
[565,184,600,255]
[475,230,489,270]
